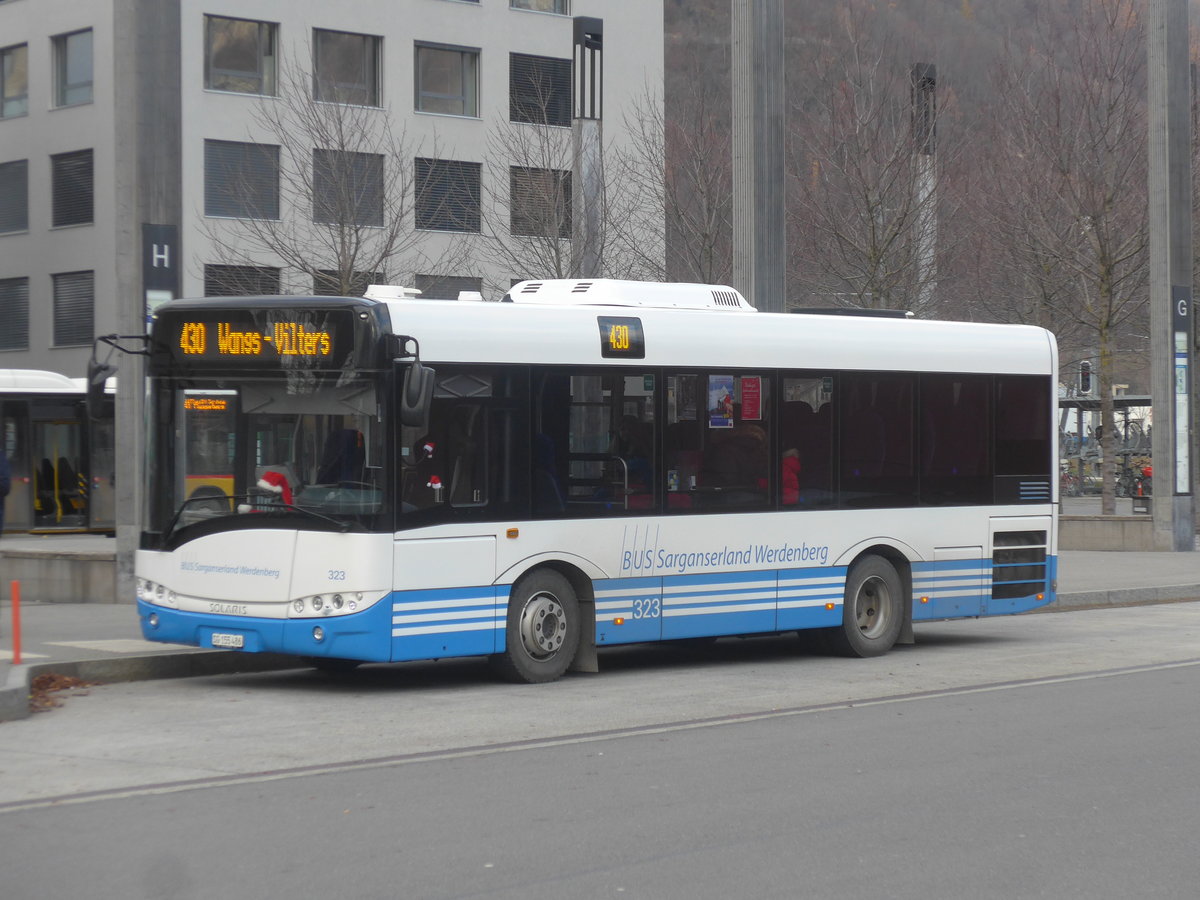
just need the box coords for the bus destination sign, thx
[158,308,359,369]
[177,320,332,358]
[597,316,646,359]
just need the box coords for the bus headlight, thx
[290,592,372,617]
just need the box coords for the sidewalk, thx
[3,539,1199,721]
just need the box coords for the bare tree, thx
[478,60,664,287]
[786,5,959,316]
[984,0,1149,513]
[203,52,463,296]
[480,111,581,282]
[618,70,733,285]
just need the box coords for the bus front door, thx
[31,415,88,531]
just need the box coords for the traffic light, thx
[1079,360,1092,394]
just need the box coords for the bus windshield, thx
[148,374,386,535]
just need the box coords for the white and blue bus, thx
[1,368,115,534]
[132,280,1058,682]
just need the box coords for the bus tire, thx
[492,569,581,684]
[827,555,903,658]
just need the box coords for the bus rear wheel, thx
[827,555,903,658]
[492,569,581,684]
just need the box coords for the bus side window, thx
[782,376,834,508]
[697,374,771,510]
[920,374,991,505]
[447,404,485,506]
[402,369,496,514]
[665,419,701,509]
[839,373,916,508]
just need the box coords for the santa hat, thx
[257,470,293,505]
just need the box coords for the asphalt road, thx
[2,603,1199,899]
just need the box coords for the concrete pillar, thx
[113,0,182,598]
[1147,0,1195,551]
[731,0,785,310]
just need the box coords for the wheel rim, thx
[854,574,892,640]
[518,591,567,660]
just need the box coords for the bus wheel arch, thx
[492,562,596,683]
[828,546,912,657]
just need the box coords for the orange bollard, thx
[9,581,19,666]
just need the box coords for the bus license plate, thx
[211,633,245,649]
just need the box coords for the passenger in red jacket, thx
[782,448,801,505]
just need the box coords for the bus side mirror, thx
[400,360,435,430]
[86,358,117,420]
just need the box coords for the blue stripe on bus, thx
[776,566,847,630]
[662,570,778,639]
[381,554,1057,659]
[390,585,508,662]
[595,575,663,644]
[911,558,991,619]
[140,554,1057,665]
[596,569,845,644]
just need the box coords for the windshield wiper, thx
[278,502,354,532]
[164,493,357,542]
[163,494,237,543]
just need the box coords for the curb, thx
[3,589,1199,723]
[1,651,303,723]
[1049,584,1200,610]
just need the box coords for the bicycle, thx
[1060,468,1082,497]
[1115,459,1152,498]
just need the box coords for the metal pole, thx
[572,17,604,279]
[9,581,20,666]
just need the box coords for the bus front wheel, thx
[828,555,903,658]
[492,569,581,684]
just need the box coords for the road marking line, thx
[2,656,1199,815]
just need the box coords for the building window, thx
[0,277,29,350]
[313,149,384,226]
[415,158,481,233]
[52,29,93,107]
[511,0,570,13]
[509,53,571,126]
[313,269,382,296]
[1,43,28,118]
[510,167,571,238]
[204,16,277,95]
[415,274,483,300]
[51,149,93,227]
[204,140,280,219]
[314,29,380,106]
[0,159,28,233]
[415,44,479,117]
[204,264,281,296]
[52,270,94,346]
